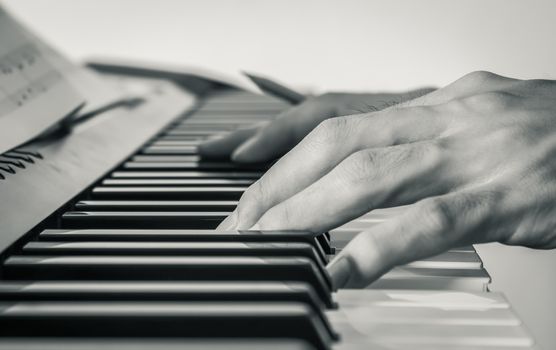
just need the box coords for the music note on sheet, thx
[0,44,65,115]
[0,7,83,155]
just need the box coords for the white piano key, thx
[369,266,491,292]
[329,290,534,349]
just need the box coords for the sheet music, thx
[0,7,83,154]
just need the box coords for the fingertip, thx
[199,127,260,160]
[242,204,292,232]
[197,135,233,159]
[248,223,261,231]
[216,210,238,230]
[231,137,260,163]
[327,255,351,290]
[232,118,294,163]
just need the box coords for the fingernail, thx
[232,137,259,162]
[217,210,238,230]
[327,255,351,290]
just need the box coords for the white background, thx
[4,0,556,92]
[4,0,556,348]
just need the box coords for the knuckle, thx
[418,140,445,169]
[309,116,352,145]
[337,149,380,185]
[462,91,515,111]
[489,123,534,150]
[498,124,523,140]
[417,197,456,233]
[462,70,499,85]
[337,143,444,188]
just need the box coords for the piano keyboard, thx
[0,90,536,349]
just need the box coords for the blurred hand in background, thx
[198,88,435,162]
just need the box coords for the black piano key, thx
[196,94,274,103]
[132,155,202,162]
[155,134,205,140]
[169,124,239,130]
[167,125,235,131]
[155,136,207,142]
[189,114,275,121]
[0,281,327,311]
[3,256,333,306]
[201,101,284,113]
[162,127,224,133]
[195,104,283,112]
[102,179,255,186]
[21,241,327,266]
[202,98,287,106]
[0,338,316,350]
[206,94,285,102]
[75,200,238,211]
[91,186,247,200]
[164,130,227,137]
[169,124,242,130]
[111,171,263,178]
[38,229,331,262]
[123,161,265,171]
[188,109,272,115]
[61,211,228,229]
[179,118,268,125]
[0,301,334,348]
[150,140,204,147]
[316,233,335,255]
[142,146,198,155]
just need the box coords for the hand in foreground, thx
[218,71,556,288]
[198,89,434,162]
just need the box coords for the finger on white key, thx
[327,189,502,289]
[234,105,449,230]
[250,141,451,233]
[198,125,261,159]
